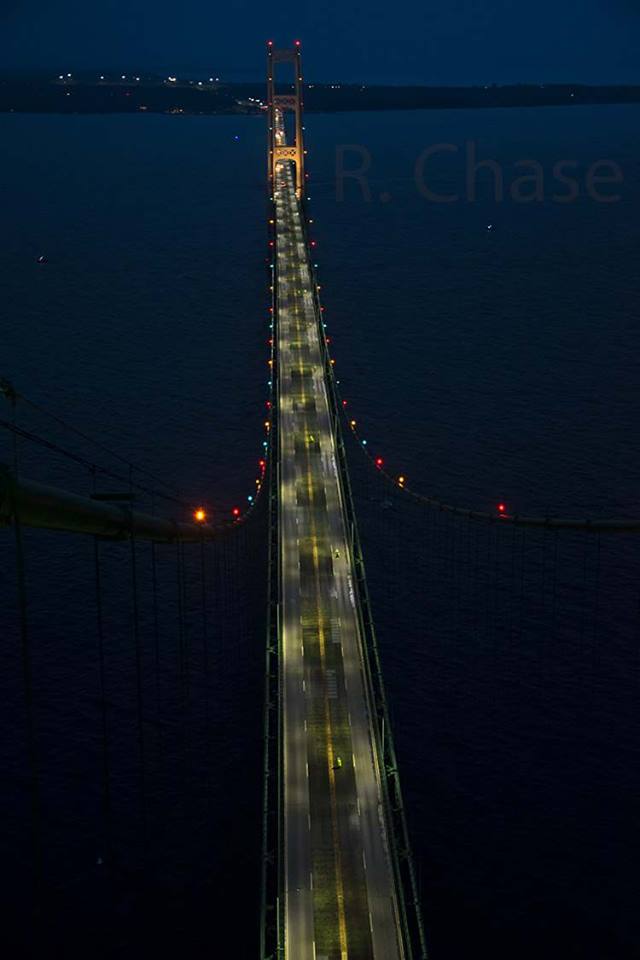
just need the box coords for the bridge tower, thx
[267,40,305,199]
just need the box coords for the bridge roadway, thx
[275,151,404,957]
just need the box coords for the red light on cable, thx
[232,507,241,518]
[375,458,384,469]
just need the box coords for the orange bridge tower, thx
[267,40,306,199]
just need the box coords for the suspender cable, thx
[3,383,43,914]
[93,529,114,882]
[200,540,212,802]
[129,472,148,865]
[10,464,42,916]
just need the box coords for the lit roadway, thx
[275,118,404,960]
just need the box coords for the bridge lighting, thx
[259,459,266,469]
[362,439,367,445]
[498,503,506,514]
[232,507,241,517]
[194,508,207,523]
[248,495,254,502]
[375,458,384,468]
[330,359,336,365]
[398,476,406,486]
[342,400,347,407]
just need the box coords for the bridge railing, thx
[296,182,430,960]
[260,190,282,960]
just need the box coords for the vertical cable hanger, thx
[128,465,148,865]
[4,381,43,922]
[91,464,114,894]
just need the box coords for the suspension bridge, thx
[2,40,640,960]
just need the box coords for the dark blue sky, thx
[1,0,639,83]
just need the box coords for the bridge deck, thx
[275,150,403,959]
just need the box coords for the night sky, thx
[1,0,639,84]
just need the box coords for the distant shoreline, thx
[2,76,640,116]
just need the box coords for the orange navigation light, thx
[194,508,207,523]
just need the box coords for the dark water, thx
[2,106,640,958]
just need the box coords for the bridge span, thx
[266,42,413,960]
[274,122,403,960]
